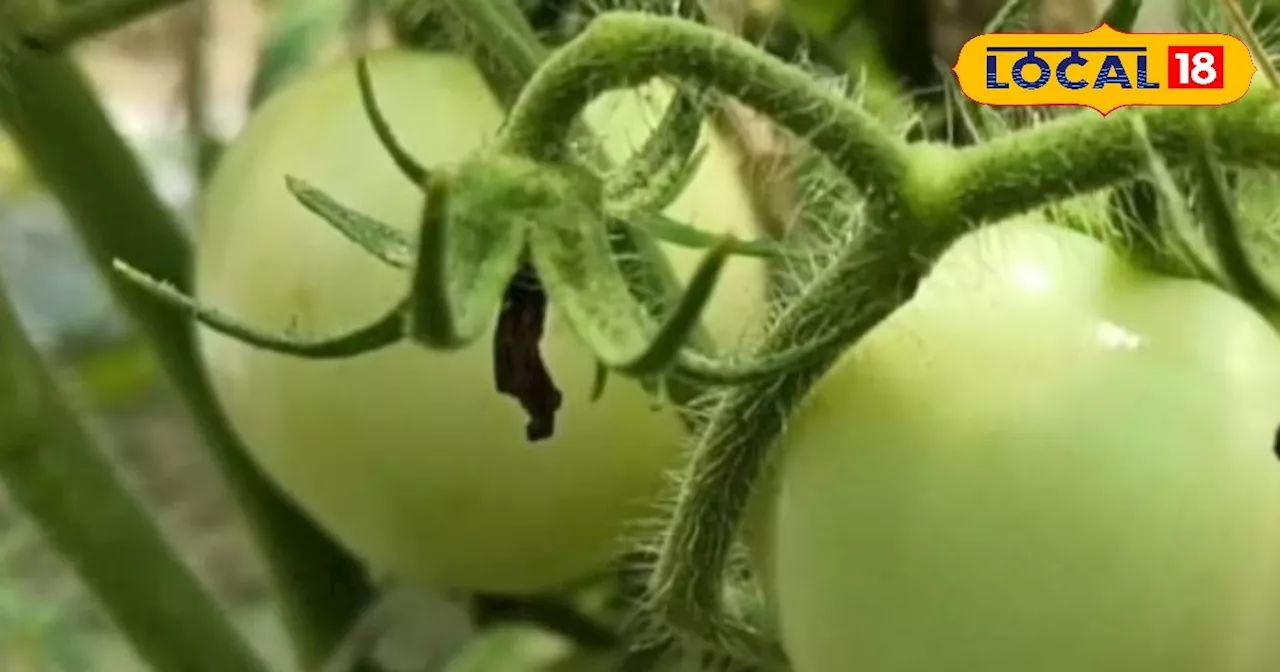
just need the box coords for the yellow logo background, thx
[952,24,1255,115]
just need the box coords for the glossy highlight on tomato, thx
[755,219,1280,671]
[194,50,770,593]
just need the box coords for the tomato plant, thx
[193,49,771,594]
[21,1,1280,670]
[753,218,1280,671]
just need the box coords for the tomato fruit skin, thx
[758,220,1280,671]
[194,50,770,593]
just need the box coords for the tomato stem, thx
[940,91,1280,223]
[500,12,911,203]
[0,256,272,672]
[0,46,381,671]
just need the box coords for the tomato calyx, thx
[110,55,862,442]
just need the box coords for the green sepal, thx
[1186,115,1280,310]
[286,175,414,269]
[112,261,407,358]
[616,211,796,259]
[1131,118,1224,282]
[526,180,732,376]
[406,166,530,349]
[356,55,430,186]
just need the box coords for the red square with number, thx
[1168,45,1225,89]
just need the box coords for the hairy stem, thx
[501,12,910,202]
[20,0,193,50]
[649,209,966,662]
[0,49,377,670]
[0,264,270,672]
[942,93,1280,222]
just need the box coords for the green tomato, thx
[755,219,1280,671]
[195,50,770,593]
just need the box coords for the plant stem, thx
[0,271,270,672]
[20,0,192,51]
[0,48,378,670]
[942,93,1280,222]
[650,213,944,664]
[500,12,910,200]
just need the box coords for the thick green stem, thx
[20,0,192,50]
[941,93,1280,223]
[0,265,270,672]
[0,49,376,670]
[648,212,962,663]
[501,12,911,201]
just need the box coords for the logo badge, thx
[951,24,1256,115]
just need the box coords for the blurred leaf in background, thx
[0,135,40,200]
[248,0,362,108]
[775,0,930,123]
[0,194,131,355]
[444,626,573,671]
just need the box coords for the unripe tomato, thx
[755,219,1280,671]
[195,50,770,593]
